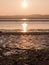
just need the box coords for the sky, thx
[0,0,49,15]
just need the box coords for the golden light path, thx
[22,23,27,32]
[22,0,28,8]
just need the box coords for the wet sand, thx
[0,32,49,65]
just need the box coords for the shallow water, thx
[0,21,49,29]
[0,33,49,65]
[0,34,49,51]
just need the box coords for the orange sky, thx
[0,0,49,15]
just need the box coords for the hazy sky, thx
[0,0,49,15]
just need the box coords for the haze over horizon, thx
[0,0,49,15]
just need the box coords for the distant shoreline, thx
[0,15,49,19]
[0,19,49,21]
[0,15,49,22]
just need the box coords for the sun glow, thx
[22,18,27,20]
[22,0,28,8]
[22,23,27,32]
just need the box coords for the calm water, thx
[0,20,49,29]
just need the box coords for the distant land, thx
[0,14,49,19]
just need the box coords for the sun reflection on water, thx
[22,23,27,32]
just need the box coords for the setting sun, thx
[22,23,27,32]
[22,0,28,8]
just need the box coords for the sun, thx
[22,23,27,32]
[22,0,28,8]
